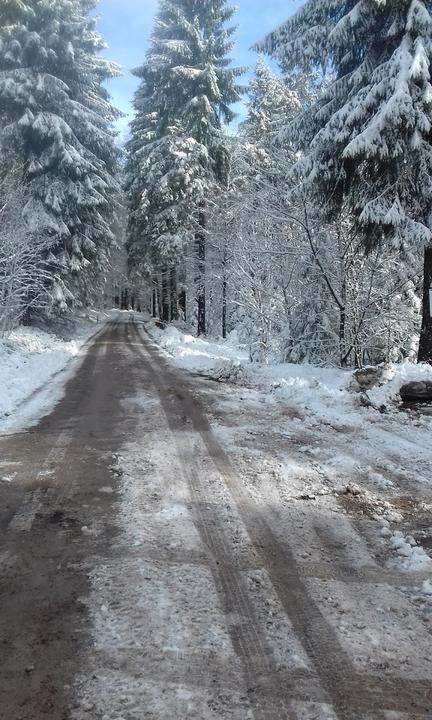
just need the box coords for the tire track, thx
[132,320,432,720]
[130,325,327,718]
[0,316,138,720]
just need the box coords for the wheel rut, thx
[132,320,432,720]
[0,318,139,720]
[1,317,430,720]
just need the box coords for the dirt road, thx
[0,315,431,720]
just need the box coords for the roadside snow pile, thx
[146,322,358,422]
[258,364,353,424]
[148,322,348,391]
[146,321,432,428]
[368,361,432,406]
[0,315,103,427]
[148,324,249,375]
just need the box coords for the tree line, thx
[1,0,432,368]
[126,0,432,367]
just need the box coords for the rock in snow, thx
[400,381,432,403]
[352,365,390,391]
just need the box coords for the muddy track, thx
[0,317,431,720]
[0,318,138,719]
[131,320,432,719]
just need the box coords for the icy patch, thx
[73,675,253,720]
[245,568,311,672]
[308,578,432,679]
[289,702,338,720]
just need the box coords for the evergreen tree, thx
[0,0,121,312]
[126,0,243,333]
[259,0,432,362]
[238,56,301,219]
[241,56,299,146]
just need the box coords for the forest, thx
[2,4,432,718]
[1,0,432,369]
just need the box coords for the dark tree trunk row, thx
[148,207,210,335]
[418,246,432,364]
[114,289,137,311]
[151,267,184,326]
[196,208,206,337]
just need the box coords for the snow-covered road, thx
[0,314,431,719]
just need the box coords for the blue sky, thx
[97,0,303,139]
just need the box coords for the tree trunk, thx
[151,284,157,318]
[195,208,206,336]
[418,246,432,364]
[161,268,170,323]
[155,275,163,319]
[21,305,32,327]
[339,277,347,367]
[179,288,186,322]
[222,248,228,339]
[170,267,179,321]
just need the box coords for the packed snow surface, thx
[145,319,432,584]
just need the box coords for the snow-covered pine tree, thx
[258,0,432,362]
[125,0,243,334]
[0,0,121,314]
[238,55,301,230]
[241,56,300,146]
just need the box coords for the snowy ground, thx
[145,321,432,585]
[2,314,431,717]
[68,317,432,719]
[0,309,110,432]
[147,321,432,412]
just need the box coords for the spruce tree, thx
[126,0,243,333]
[241,56,299,146]
[259,0,432,363]
[0,0,121,312]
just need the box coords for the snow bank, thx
[257,363,354,425]
[388,530,432,572]
[0,311,107,430]
[145,322,361,426]
[148,323,346,387]
[149,324,249,374]
[146,321,432,413]
[368,361,432,406]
